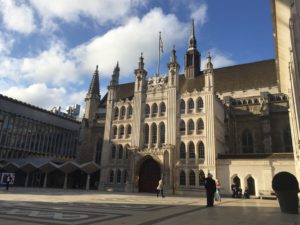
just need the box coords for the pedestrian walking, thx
[6,175,11,191]
[215,179,221,201]
[205,173,216,207]
[156,179,165,198]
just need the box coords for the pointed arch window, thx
[145,104,150,118]
[197,118,204,133]
[199,170,205,186]
[111,145,116,159]
[152,123,157,144]
[198,142,205,159]
[180,100,185,114]
[117,170,121,183]
[160,102,166,116]
[125,145,129,159]
[144,124,149,145]
[152,103,158,117]
[189,170,195,186]
[119,125,124,138]
[180,171,186,185]
[114,107,119,120]
[113,126,117,139]
[197,98,203,112]
[189,142,195,159]
[180,120,186,134]
[126,125,132,137]
[188,98,194,113]
[188,120,194,134]
[159,123,165,144]
[120,106,126,119]
[180,142,186,159]
[242,130,254,153]
[127,105,133,118]
[109,170,114,183]
[124,170,127,183]
[118,145,123,159]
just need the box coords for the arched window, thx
[127,105,133,118]
[126,125,132,137]
[118,145,123,159]
[188,98,194,112]
[95,138,102,164]
[159,123,165,144]
[145,104,150,118]
[124,170,127,183]
[189,142,195,159]
[247,176,256,195]
[188,120,194,134]
[180,120,185,134]
[233,175,241,188]
[198,142,205,159]
[152,103,158,117]
[109,170,114,183]
[111,145,116,159]
[197,97,203,111]
[199,170,205,186]
[152,123,157,144]
[242,130,254,153]
[197,118,204,132]
[180,142,186,159]
[119,125,124,138]
[117,170,121,183]
[180,171,186,185]
[180,99,185,114]
[144,124,149,145]
[189,170,195,186]
[114,107,119,120]
[113,126,117,139]
[120,106,126,119]
[160,102,166,116]
[125,145,129,159]
[283,127,292,152]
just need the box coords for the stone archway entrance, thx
[138,157,161,193]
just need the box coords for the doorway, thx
[138,157,161,193]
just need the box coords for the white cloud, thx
[0,32,15,54]
[0,0,36,34]
[201,48,235,69]
[190,3,208,26]
[72,8,189,77]
[1,83,85,111]
[29,0,145,25]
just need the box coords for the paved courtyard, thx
[0,188,299,225]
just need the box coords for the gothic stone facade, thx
[79,24,295,196]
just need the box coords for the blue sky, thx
[0,0,274,115]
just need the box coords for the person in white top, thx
[156,179,165,198]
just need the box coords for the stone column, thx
[43,172,48,188]
[63,173,68,189]
[86,174,91,190]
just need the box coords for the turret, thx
[110,62,120,86]
[204,52,214,92]
[167,46,180,87]
[134,53,147,92]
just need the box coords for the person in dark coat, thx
[6,175,11,191]
[205,173,216,207]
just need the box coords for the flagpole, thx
[157,31,161,76]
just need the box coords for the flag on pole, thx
[159,32,164,53]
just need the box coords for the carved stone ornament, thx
[147,75,167,91]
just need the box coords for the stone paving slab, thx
[0,188,299,225]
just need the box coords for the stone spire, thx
[189,19,197,49]
[138,52,144,70]
[204,52,214,92]
[170,45,177,64]
[110,62,120,86]
[88,65,100,97]
[184,19,201,79]
[205,52,213,71]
